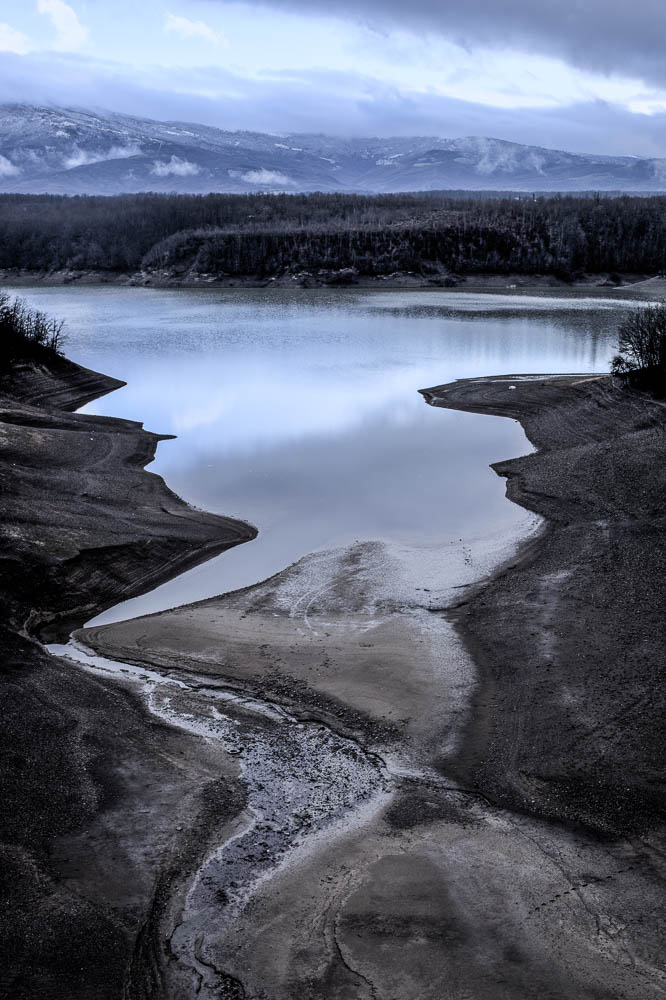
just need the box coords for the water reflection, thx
[7,287,625,621]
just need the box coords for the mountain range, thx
[1,104,666,196]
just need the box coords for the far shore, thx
[3,267,666,297]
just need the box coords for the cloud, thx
[205,0,666,89]
[238,168,293,185]
[151,155,201,176]
[6,50,666,158]
[164,13,226,46]
[63,143,141,169]
[0,22,32,55]
[0,154,20,177]
[37,0,88,50]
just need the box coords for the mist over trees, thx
[1,191,665,278]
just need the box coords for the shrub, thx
[0,293,66,376]
[611,302,666,395]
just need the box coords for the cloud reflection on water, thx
[5,286,623,616]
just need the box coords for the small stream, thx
[48,638,391,992]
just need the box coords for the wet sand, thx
[1,356,664,997]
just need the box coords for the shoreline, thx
[422,373,666,835]
[2,360,256,640]
[3,267,666,297]
[1,354,664,997]
[0,356,258,997]
[78,372,665,994]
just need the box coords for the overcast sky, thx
[2,0,666,154]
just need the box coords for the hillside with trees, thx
[1,191,665,280]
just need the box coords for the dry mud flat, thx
[78,375,666,998]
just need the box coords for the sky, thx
[1,0,666,154]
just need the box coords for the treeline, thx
[1,191,665,277]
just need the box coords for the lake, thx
[8,285,629,622]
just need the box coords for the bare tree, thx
[0,293,66,375]
[611,302,666,379]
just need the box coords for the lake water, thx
[9,286,629,623]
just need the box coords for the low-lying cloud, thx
[239,168,293,186]
[151,155,201,177]
[0,154,20,177]
[63,143,141,169]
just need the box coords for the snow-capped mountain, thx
[1,104,665,195]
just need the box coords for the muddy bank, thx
[1,361,255,640]
[0,358,255,998]
[1,266,660,295]
[79,376,666,997]
[422,373,666,836]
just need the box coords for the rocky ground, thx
[1,357,664,998]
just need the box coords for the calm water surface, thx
[9,286,628,622]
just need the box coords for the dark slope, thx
[0,358,254,998]
[423,374,666,836]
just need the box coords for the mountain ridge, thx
[1,103,665,195]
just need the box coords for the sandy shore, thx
[75,373,666,997]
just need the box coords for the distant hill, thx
[1,104,666,196]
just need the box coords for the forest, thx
[1,190,665,279]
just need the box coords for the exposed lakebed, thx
[16,285,662,998]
